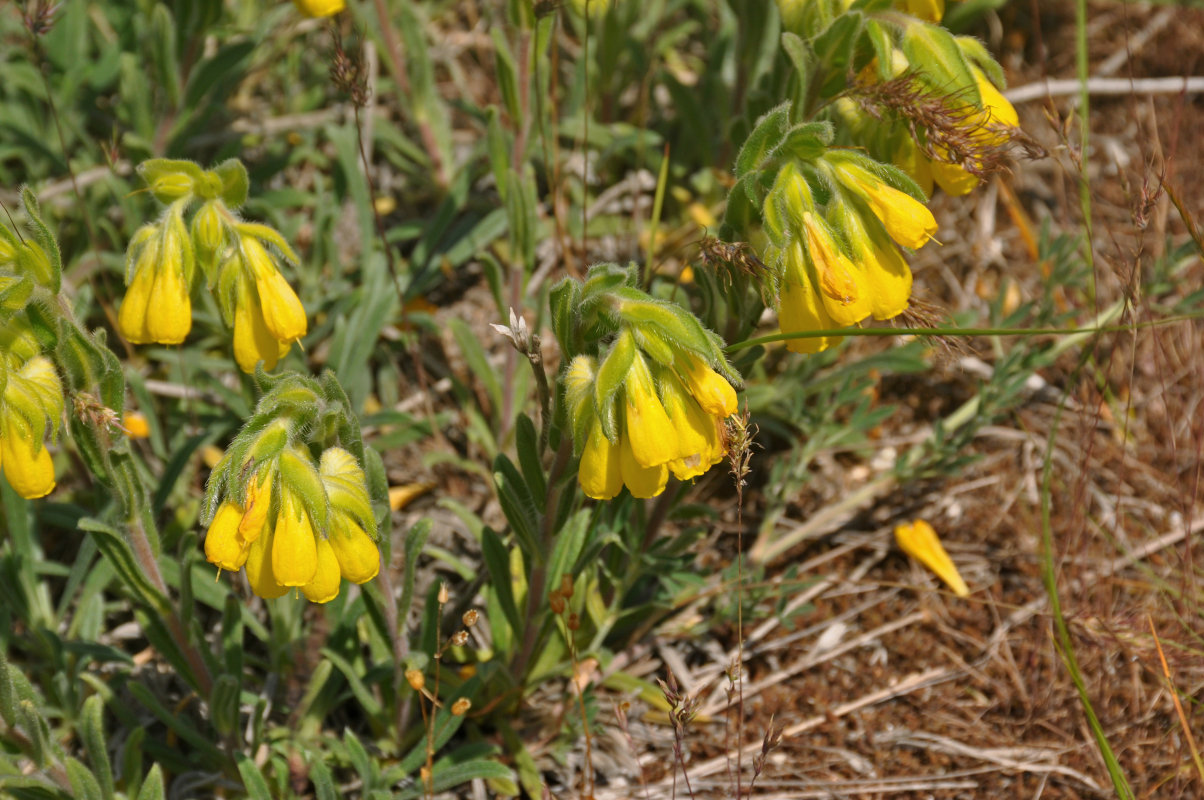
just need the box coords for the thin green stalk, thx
[511,438,573,683]
[642,144,671,290]
[726,306,1195,353]
[1041,387,1133,798]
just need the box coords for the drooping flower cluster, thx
[568,346,737,499]
[203,376,381,604]
[556,278,742,500]
[731,0,1029,355]
[206,447,379,603]
[118,160,308,372]
[762,155,936,353]
[217,225,309,372]
[0,317,64,499]
[119,208,193,345]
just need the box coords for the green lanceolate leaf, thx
[79,518,167,612]
[493,454,541,560]
[18,188,62,292]
[235,753,273,800]
[212,159,250,207]
[135,765,165,800]
[955,35,1006,89]
[279,448,329,531]
[210,674,241,737]
[901,21,977,105]
[399,519,433,627]
[79,695,114,800]
[810,10,864,72]
[481,527,521,637]
[594,329,635,441]
[0,648,15,726]
[310,758,338,800]
[65,757,104,800]
[773,121,836,163]
[514,413,546,501]
[549,277,582,359]
[150,4,182,108]
[735,102,790,179]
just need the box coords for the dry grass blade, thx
[1146,615,1204,787]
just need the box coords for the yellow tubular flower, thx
[665,390,723,482]
[243,237,307,345]
[205,502,249,572]
[623,355,678,468]
[619,432,668,499]
[894,139,934,198]
[777,243,841,354]
[239,473,272,542]
[329,516,381,584]
[895,519,970,597]
[302,538,342,603]
[837,207,913,321]
[118,263,155,344]
[973,68,1019,134]
[245,527,289,599]
[802,213,872,327]
[930,160,979,196]
[930,70,1019,196]
[579,421,623,500]
[832,163,937,250]
[255,269,307,344]
[862,238,912,321]
[271,493,318,588]
[660,381,709,482]
[679,355,737,418]
[0,429,55,499]
[145,254,191,345]
[292,0,345,16]
[233,277,289,373]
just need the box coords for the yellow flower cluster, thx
[119,210,192,346]
[568,344,738,500]
[205,447,379,603]
[768,159,937,353]
[0,320,64,499]
[229,234,308,372]
[118,164,308,373]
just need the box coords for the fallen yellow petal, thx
[389,482,436,511]
[895,519,969,597]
